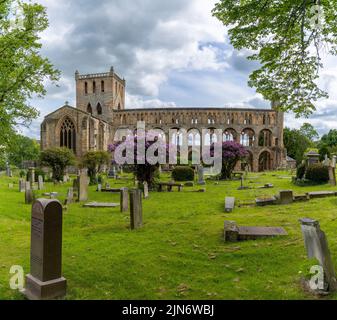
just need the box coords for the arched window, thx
[84,82,88,94]
[118,103,121,110]
[101,81,105,93]
[87,103,92,114]
[97,103,102,115]
[60,118,76,153]
[93,81,96,94]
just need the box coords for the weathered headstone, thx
[299,218,337,293]
[130,189,143,230]
[224,221,287,242]
[97,184,102,192]
[19,179,25,193]
[225,197,235,213]
[8,183,13,189]
[120,188,129,212]
[22,199,67,300]
[105,183,111,189]
[278,190,294,205]
[38,175,44,190]
[328,166,336,186]
[83,202,119,208]
[25,182,34,204]
[143,181,149,199]
[197,165,206,185]
[66,188,74,204]
[28,167,35,187]
[78,172,89,202]
[307,191,335,199]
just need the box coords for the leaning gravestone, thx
[38,175,44,190]
[278,190,294,205]
[120,188,129,212]
[143,181,149,199]
[78,172,89,202]
[130,189,143,230]
[22,199,67,300]
[225,197,235,213]
[299,218,337,293]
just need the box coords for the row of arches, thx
[84,80,105,95]
[87,103,103,116]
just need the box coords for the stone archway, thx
[259,151,272,172]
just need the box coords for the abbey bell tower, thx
[75,67,126,122]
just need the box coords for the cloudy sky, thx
[21,0,337,138]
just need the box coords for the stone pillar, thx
[299,218,337,293]
[120,188,129,213]
[22,199,67,300]
[130,189,143,230]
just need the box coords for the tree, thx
[40,148,75,181]
[283,127,312,164]
[213,1,337,117]
[81,151,110,185]
[321,129,337,147]
[0,0,59,147]
[7,133,40,167]
[299,123,319,141]
[212,141,248,180]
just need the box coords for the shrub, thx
[172,166,195,181]
[81,151,110,185]
[305,164,329,183]
[296,164,306,180]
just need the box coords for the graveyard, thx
[2,170,337,300]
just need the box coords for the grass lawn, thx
[1,170,337,300]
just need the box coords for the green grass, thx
[1,170,337,300]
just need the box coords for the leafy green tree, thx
[284,128,312,164]
[299,123,319,142]
[213,1,337,117]
[40,148,75,181]
[81,151,111,185]
[321,129,337,147]
[7,134,40,167]
[0,0,59,147]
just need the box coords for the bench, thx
[158,182,183,192]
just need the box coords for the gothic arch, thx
[258,150,272,172]
[59,117,76,153]
[97,103,103,115]
[258,129,273,147]
[87,103,93,114]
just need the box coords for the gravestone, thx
[328,166,336,186]
[83,202,119,208]
[25,182,34,204]
[63,175,67,183]
[66,188,74,204]
[225,197,235,213]
[299,218,337,293]
[105,183,111,189]
[143,181,149,199]
[6,162,11,177]
[97,184,102,192]
[278,190,294,205]
[8,183,13,189]
[197,166,206,185]
[38,175,44,190]
[50,192,58,199]
[28,167,35,188]
[19,179,25,193]
[78,172,89,202]
[22,199,67,300]
[130,189,143,230]
[120,188,129,212]
[73,177,79,192]
[224,221,287,242]
[307,191,335,199]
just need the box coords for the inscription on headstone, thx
[130,189,143,230]
[22,199,67,300]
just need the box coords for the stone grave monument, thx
[130,189,143,230]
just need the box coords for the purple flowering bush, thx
[211,141,248,180]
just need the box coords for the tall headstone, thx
[143,181,149,199]
[6,162,11,177]
[66,188,74,204]
[78,172,89,202]
[28,167,35,188]
[19,179,25,193]
[299,218,337,293]
[120,188,129,213]
[25,182,34,204]
[97,184,102,192]
[197,165,205,185]
[38,175,44,190]
[22,199,67,300]
[130,189,143,230]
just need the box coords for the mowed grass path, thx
[1,171,337,300]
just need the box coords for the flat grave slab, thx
[83,202,120,208]
[101,188,122,193]
[307,191,336,199]
[256,196,277,207]
[224,221,287,242]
